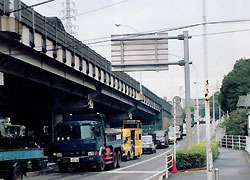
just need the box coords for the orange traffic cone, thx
[171,156,178,173]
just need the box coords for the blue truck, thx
[0,119,47,180]
[53,114,123,172]
[0,145,46,180]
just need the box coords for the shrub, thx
[175,141,218,170]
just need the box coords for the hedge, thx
[175,141,219,170]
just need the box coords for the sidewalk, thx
[165,147,250,180]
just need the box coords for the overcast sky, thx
[22,0,250,101]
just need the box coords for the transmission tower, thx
[61,0,78,37]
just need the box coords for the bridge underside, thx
[0,49,161,138]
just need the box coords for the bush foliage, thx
[222,109,248,136]
[176,141,218,170]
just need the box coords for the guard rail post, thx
[215,168,219,180]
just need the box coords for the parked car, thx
[142,135,156,154]
[154,130,169,148]
[168,132,177,144]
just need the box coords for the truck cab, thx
[121,120,142,160]
[53,114,122,172]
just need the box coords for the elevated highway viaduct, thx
[0,0,172,143]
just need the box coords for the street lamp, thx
[115,24,140,34]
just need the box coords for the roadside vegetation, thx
[219,58,250,113]
[175,141,218,170]
[218,58,250,135]
[222,109,248,136]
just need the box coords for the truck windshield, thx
[57,124,95,140]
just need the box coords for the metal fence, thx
[165,153,173,179]
[217,135,246,150]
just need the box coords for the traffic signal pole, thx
[183,31,192,150]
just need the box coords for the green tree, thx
[219,58,250,113]
[222,109,248,136]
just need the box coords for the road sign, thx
[111,33,168,72]
[173,96,181,105]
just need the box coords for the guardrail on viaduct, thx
[0,0,172,114]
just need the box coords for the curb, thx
[244,151,250,168]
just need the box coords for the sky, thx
[21,0,250,102]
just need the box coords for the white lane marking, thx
[112,149,171,172]
[145,169,165,180]
[101,170,161,174]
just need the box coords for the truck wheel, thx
[116,151,121,168]
[12,165,23,180]
[97,155,105,171]
[58,163,67,173]
[112,151,117,169]
[126,152,130,161]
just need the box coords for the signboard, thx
[111,33,168,72]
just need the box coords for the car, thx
[200,118,206,124]
[154,130,169,148]
[168,131,177,144]
[142,135,156,154]
[168,125,182,140]
[182,124,186,136]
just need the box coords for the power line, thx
[9,0,55,13]
[85,18,250,45]
[66,0,128,19]
[193,28,250,37]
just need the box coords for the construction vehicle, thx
[121,120,142,160]
[0,118,47,180]
[53,114,123,172]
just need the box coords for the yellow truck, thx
[121,120,142,161]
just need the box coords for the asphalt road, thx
[24,124,208,180]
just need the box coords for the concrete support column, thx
[51,112,63,142]
[160,110,172,130]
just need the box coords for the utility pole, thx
[202,0,213,179]
[183,31,192,150]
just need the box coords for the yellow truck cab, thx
[122,120,142,161]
